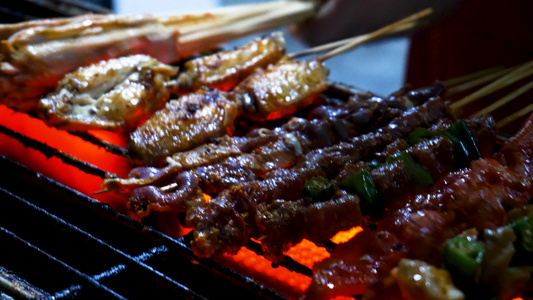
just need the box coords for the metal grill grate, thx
[0,155,293,299]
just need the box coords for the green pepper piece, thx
[303,176,334,203]
[366,161,381,169]
[511,216,533,254]
[443,236,485,282]
[406,127,436,145]
[340,169,378,210]
[385,151,434,189]
[442,120,481,168]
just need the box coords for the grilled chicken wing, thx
[0,14,189,111]
[237,57,329,120]
[128,89,240,165]
[172,32,286,93]
[38,55,177,131]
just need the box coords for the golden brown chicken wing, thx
[128,89,240,165]
[38,55,177,131]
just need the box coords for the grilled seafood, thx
[38,55,177,131]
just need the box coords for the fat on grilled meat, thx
[186,98,455,258]
[172,32,286,93]
[237,57,329,120]
[37,55,177,131]
[128,89,240,165]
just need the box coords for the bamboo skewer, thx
[497,102,533,129]
[316,8,433,62]
[175,1,298,36]
[179,1,316,57]
[444,66,517,97]
[473,79,533,117]
[450,60,533,110]
[288,20,424,59]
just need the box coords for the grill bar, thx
[0,226,127,299]
[68,131,130,158]
[0,155,289,299]
[0,124,116,179]
[0,188,205,299]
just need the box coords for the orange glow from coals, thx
[330,226,363,244]
[217,247,312,300]
[0,105,131,212]
[285,239,330,269]
[202,193,212,203]
[0,105,376,299]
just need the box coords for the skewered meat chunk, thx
[304,230,407,300]
[124,84,440,219]
[37,55,177,131]
[128,89,240,165]
[128,171,204,219]
[307,113,533,300]
[173,32,286,93]
[187,98,454,258]
[256,192,363,261]
[237,57,329,120]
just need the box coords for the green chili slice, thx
[386,151,434,188]
[366,161,381,169]
[443,120,481,168]
[511,216,533,254]
[406,127,436,145]
[443,236,485,282]
[340,169,378,210]
[303,176,334,203]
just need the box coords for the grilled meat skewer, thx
[171,32,286,94]
[305,113,533,300]
[187,97,455,258]
[128,89,241,165]
[105,84,436,194]
[251,116,496,261]
[115,83,444,218]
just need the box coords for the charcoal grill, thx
[0,79,366,299]
[0,151,302,299]
[0,2,368,299]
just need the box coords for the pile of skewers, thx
[2,2,533,299]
